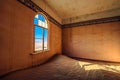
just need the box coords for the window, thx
[34,14,48,51]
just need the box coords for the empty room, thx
[0,0,120,80]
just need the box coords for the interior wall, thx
[0,0,61,76]
[63,22,120,62]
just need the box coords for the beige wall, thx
[0,0,62,75]
[63,22,120,62]
[63,8,120,24]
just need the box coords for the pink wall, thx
[0,0,62,75]
[63,22,120,62]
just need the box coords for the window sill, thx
[30,50,49,55]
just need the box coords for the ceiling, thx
[44,0,120,19]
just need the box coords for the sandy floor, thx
[1,55,120,80]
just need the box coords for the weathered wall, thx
[63,8,120,24]
[63,22,120,62]
[0,0,62,76]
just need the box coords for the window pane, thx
[34,18,38,25]
[44,29,48,50]
[35,26,43,51]
[38,14,45,22]
[35,39,43,51]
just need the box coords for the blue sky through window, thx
[34,18,38,25]
[38,14,45,22]
[34,14,47,27]
[35,26,43,38]
[44,29,48,49]
[35,26,43,51]
[34,14,48,51]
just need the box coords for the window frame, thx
[33,13,49,53]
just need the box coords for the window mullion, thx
[42,28,44,51]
